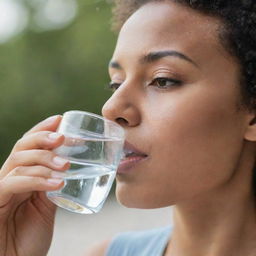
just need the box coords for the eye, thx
[149,77,182,89]
[107,81,122,92]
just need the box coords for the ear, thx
[244,113,256,141]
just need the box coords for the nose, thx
[102,86,141,128]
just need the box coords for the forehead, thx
[113,1,228,66]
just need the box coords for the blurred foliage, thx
[0,0,117,164]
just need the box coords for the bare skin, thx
[0,116,69,256]
[101,2,256,256]
[1,1,256,256]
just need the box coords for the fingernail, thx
[53,156,69,167]
[48,132,62,141]
[47,178,63,185]
[51,171,67,178]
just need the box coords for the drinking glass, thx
[47,110,125,214]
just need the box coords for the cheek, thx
[115,86,246,209]
[144,87,245,201]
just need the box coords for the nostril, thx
[116,117,129,126]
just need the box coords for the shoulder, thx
[84,238,112,256]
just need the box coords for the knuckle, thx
[22,132,28,138]
[22,129,35,138]
[34,132,50,148]
[42,131,51,137]
[42,131,52,139]
[12,166,24,176]
[15,131,50,150]
[8,152,20,163]
[34,131,49,139]
[14,137,24,150]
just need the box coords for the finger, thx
[6,166,67,179]
[1,150,70,177]
[62,136,85,147]
[0,176,64,206]
[12,131,65,152]
[23,115,62,137]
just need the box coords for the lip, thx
[117,141,148,174]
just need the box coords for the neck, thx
[166,141,256,256]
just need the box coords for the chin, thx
[115,185,175,209]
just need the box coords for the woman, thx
[1,0,256,255]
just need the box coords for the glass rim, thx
[63,110,125,136]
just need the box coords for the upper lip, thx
[122,141,148,158]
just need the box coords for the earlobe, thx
[244,115,256,141]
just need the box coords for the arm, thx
[0,115,68,256]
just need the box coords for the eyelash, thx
[108,77,182,91]
[149,77,182,89]
[107,82,121,91]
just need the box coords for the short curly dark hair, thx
[112,0,256,113]
[111,0,256,192]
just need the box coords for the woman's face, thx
[102,1,251,208]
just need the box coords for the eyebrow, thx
[109,50,199,70]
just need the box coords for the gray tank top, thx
[106,226,172,256]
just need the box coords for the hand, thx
[0,115,70,256]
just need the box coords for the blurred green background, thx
[0,0,116,164]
